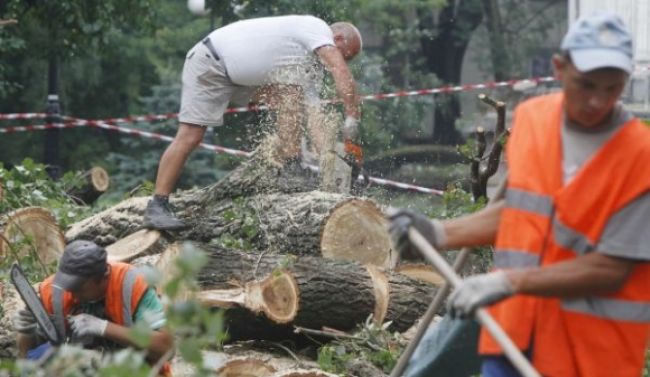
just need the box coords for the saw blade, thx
[10,263,62,345]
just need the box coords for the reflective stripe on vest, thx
[562,297,650,323]
[53,286,66,339]
[506,188,554,216]
[553,217,594,255]
[122,268,138,327]
[494,249,541,268]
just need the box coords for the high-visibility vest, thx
[478,92,650,377]
[40,262,171,376]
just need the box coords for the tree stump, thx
[0,207,64,265]
[67,166,110,205]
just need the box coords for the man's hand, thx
[12,307,37,334]
[447,271,515,318]
[68,314,108,338]
[388,209,446,260]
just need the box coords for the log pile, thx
[0,153,445,374]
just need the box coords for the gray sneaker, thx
[143,198,187,231]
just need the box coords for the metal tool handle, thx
[408,229,541,377]
[390,180,506,377]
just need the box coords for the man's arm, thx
[315,46,360,119]
[103,324,173,362]
[507,252,635,297]
[442,200,504,249]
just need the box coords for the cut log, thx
[395,263,445,286]
[67,166,110,205]
[65,189,204,246]
[272,370,337,377]
[0,207,64,265]
[157,243,439,337]
[186,192,393,267]
[69,191,393,268]
[216,358,277,377]
[0,282,20,358]
[106,229,168,263]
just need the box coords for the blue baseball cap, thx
[561,12,633,74]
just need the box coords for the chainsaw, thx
[10,263,62,346]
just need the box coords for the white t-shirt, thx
[209,15,334,87]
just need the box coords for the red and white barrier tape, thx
[0,75,558,123]
[0,113,50,120]
[0,120,442,195]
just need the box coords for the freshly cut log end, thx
[68,167,110,205]
[216,358,277,377]
[365,265,389,325]
[0,207,64,265]
[321,199,394,268]
[256,272,299,324]
[395,263,445,286]
[106,229,166,263]
[199,271,299,324]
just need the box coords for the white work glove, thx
[447,270,515,319]
[12,307,37,334]
[68,313,108,338]
[342,116,359,141]
[387,208,446,261]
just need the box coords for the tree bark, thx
[68,191,393,268]
[157,243,441,339]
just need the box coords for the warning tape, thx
[0,113,50,120]
[0,120,442,195]
[0,75,559,123]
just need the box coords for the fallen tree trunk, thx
[157,243,440,338]
[0,207,64,266]
[202,153,319,203]
[68,191,394,268]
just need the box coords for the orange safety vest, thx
[40,262,171,376]
[479,93,650,377]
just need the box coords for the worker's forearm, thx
[507,252,634,297]
[442,200,504,249]
[104,323,173,362]
[334,74,360,119]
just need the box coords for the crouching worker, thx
[12,240,174,374]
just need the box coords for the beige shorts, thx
[178,42,253,127]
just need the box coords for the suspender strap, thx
[202,37,220,61]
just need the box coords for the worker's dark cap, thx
[53,240,107,291]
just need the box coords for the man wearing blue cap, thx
[390,12,649,377]
[13,240,173,371]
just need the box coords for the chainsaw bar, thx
[10,263,62,345]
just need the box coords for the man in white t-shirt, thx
[144,15,362,230]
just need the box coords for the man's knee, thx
[175,123,207,149]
